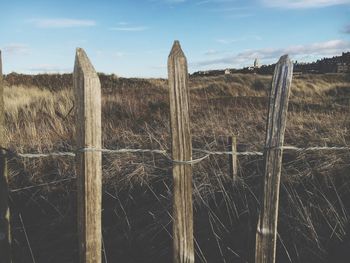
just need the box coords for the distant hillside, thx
[3,53,349,91]
[3,72,160,91]
[192,51,350,76]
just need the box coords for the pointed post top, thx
[74,48,98,77]
[173,40,180,47]
[272,54,293,92]
[277,54,291,65]
[169,40,186,59]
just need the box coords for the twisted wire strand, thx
[282,146,350,152]
[2,145,349,161]
[6,145,350,193]
[2,147,210,165]
[193,148,264,156]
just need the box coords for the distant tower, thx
[254,58,260,69]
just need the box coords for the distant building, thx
[342,52,350,62]
[196,70,209,75]
[191,51,350,76]
[254,58,260,69]
[293,71,303,76]
[337,62,349,73]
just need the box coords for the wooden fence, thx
[0,42,293,263]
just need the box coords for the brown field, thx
[3,72,350,262]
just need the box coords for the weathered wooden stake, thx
[228,135,238,180]
[168,41,194,263]
[0,50,12,263]
[255,55,293,263]
[74,48,102,263]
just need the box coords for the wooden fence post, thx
[0,50,12,263]
[228,135,238,180]
[74,48,102,263]
[168,41,194,263]
[255,55,293,263]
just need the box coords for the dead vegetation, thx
[4,73,350,262]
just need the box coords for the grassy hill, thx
[3,73,350,262]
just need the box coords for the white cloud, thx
[1,44,29,55]
[96,50,125,58]
[226,13,255,18]
[342,24,350,34]
[166,0,186,2]
[208,6,252,11]
[26,64,71,73]
[196,0,239,4]
[150,0,186,4]
[109,26,148,32]
[194,39,350,67]
[216,36,262,44]
[113,52,125,58]
[28,18,96,28]
[262,0,350,8]
[151,65,167,70]
[204,49,221,55]
[195,0,212,4]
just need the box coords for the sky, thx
[0,0,350,77]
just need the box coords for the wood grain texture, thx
[168,41,194,263]
[74,48,102,263]
[255,55,293,263]
[229,135,237,180]
[0,50,12,263]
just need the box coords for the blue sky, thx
[1,0,350,77]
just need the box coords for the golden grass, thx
[4,73,350,263]
[4,73,350,185]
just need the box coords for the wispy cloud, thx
[109,26,149,32]
[207,6,252,12]
[195,0,239,5]
[196,1,254,18]
[204,49,221,55]
[194,39,350,67]
[195,0,212,4]
[151,65,167,70]
[1,44,30,55]
[166,0,186,3]
[151,0,186,5]
[226,13,255,19]
[262,0,350,8]
[28,18,96,28]
[111,52,125,58]
[195,0,252,13]
[96,50,126,58]
[216,36,262,44]
[342,24,350,34]
[26,64,71,73]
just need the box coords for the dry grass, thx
[4,73,350,263]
